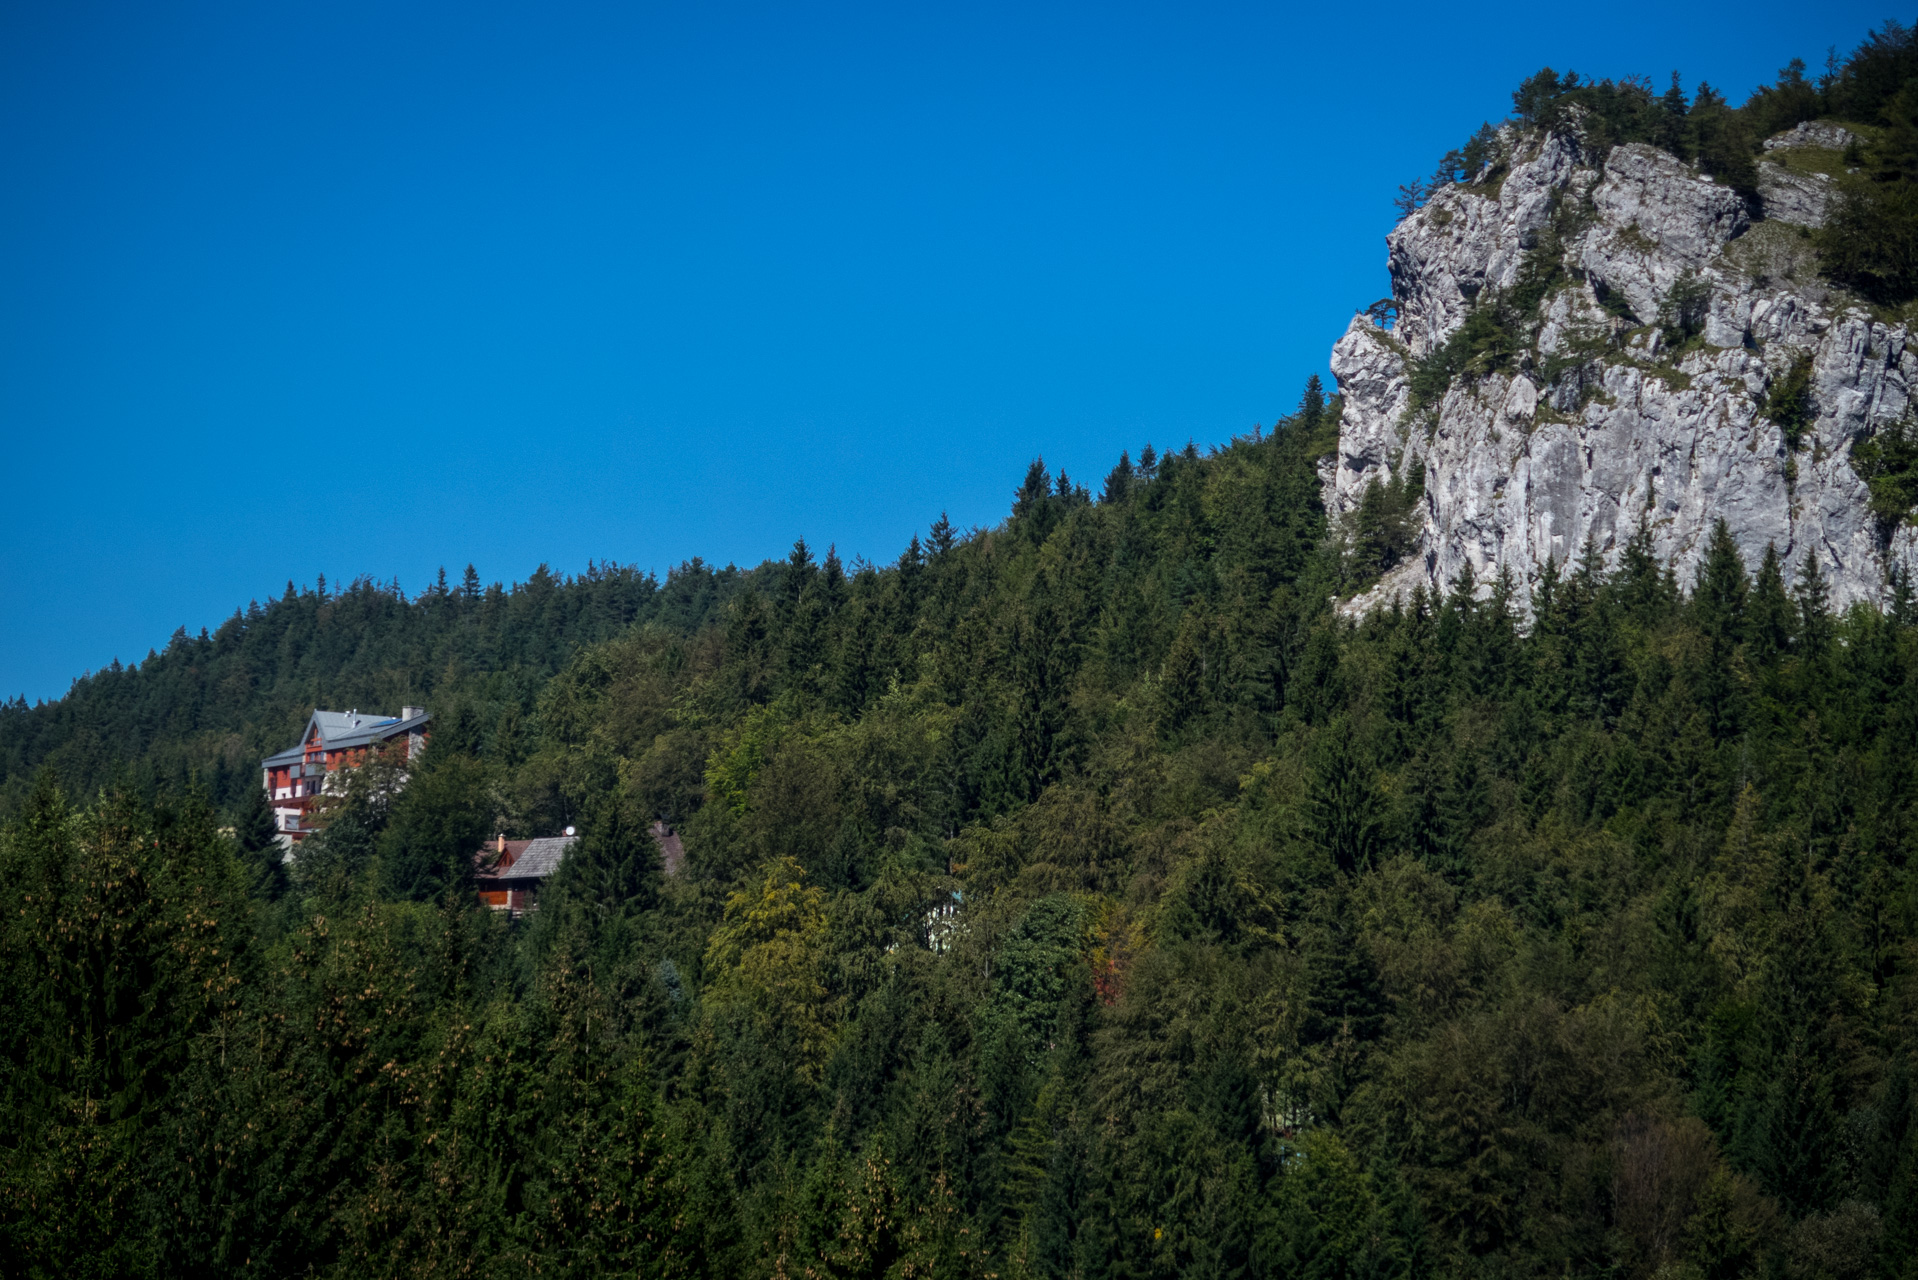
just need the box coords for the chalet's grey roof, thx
[493,835,576,882]
[261,707,431,770]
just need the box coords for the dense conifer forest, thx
[18,21,1918,1280]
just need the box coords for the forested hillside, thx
[0,558,745,817]
[18,21,1918,1280]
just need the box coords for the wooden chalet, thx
[474,834,579,914]
[262,706,430,844]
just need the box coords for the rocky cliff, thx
[1326,120,1917,614]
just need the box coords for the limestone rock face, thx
[1754,122,1852,229]
[1571,143,1751,323]
[1757,160,1834,228]
[1326,124,1916,617]
[1387,130,1583,358]
[1763,120,1857,152]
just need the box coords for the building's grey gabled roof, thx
[493,836,577,882]
[308,708,431,751]
[262,707,431,770]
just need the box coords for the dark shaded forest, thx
[16,20,1918,1280]
[7,382,1915,1279]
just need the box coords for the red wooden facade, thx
[263,707,431,843]
[473,834,578,914]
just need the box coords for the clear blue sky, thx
[0,0,1897,702]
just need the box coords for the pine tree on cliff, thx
[1689,82,1757,193]
[1653,72,1690,158]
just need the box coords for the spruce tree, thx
[895,534,925,615]
[1693,520,1751,737]
[231,782,288,900]
[535,789,660,966]
[1747,543,1796,667]
[1794,551,1834,656]
[1654,71,1691,158]
[1014,458,1051,519]
[820,544,847,614]
[1690,81,1757,193]
[1299,375,1326,436]
[1307,720,1381,876]
[378,748,492,902]
[1616,496,1674,623]
[1693,519,1750,646]
[1101,451,1135,505]
[1889,559,1918,630]
[928,511,956,557]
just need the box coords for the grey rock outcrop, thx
[1755,121,1852,229]
[1763,120,1856,152]
[1326,123,1914,616]
[1757,161,1834,229]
